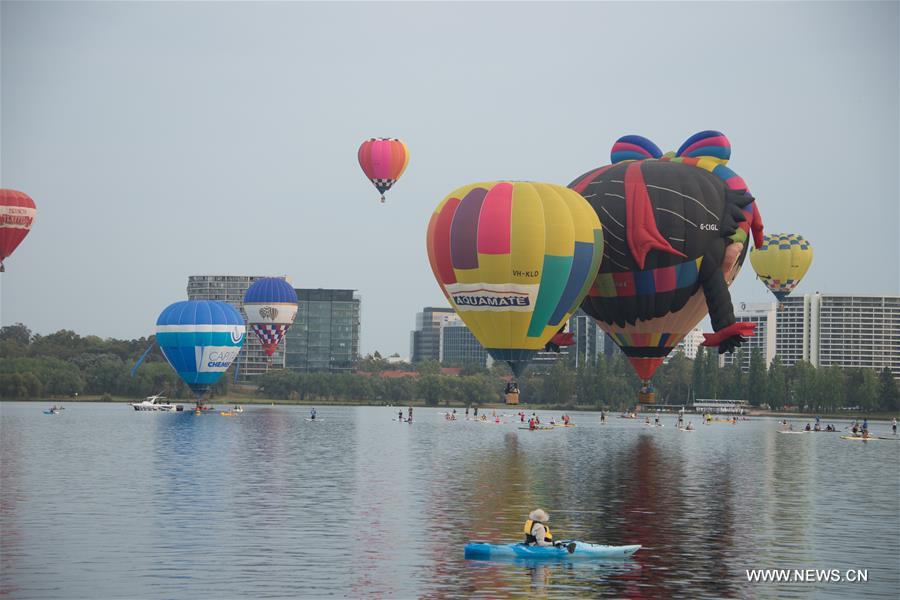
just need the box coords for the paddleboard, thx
[778,431,806,434]
[305,418,324,422]
[841,435,897,441]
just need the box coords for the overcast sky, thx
[2,1,898,356]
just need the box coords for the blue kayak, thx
[465,541,640,560]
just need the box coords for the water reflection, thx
[1,403,898,599]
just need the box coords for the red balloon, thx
[0,189,36,272]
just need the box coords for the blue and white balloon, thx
[155,300,245,397]
[243,277,298,357]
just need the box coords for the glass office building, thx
[285,289,361,373]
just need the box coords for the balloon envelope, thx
[426,181,603,376]
[749,234,813,302]
[0,189,36,271]
[243,277,299,356]
[358,138,409,200]
[571,131,763,381]
[156,300,245,396]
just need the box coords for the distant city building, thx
[664,328,705,363]
[569,308,609,368]
[439,319,489,367]
[284,289,360,373]
[721,302,777,371]
[187,275,289,381]
[776,293,900,377]
[678,328,706,361]
[410,307,457,363]
[410,305,617,373]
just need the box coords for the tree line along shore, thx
[1,324,898,414]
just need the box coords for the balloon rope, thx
[130,343,155,377]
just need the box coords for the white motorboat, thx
[131,394,183,412]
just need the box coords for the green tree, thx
[691,347,706,399]
[704,346,720,399]
[415,360,442,376]
[766,355,787,410]
[417,374,448,406]
[0,323,31,346]
[877,367,899,411]
[653,350,692,404]
[720,348,745,400]
[789,361,816,410]
[747,349,767,407]
[856,368,879,412]
[542,361,575,405]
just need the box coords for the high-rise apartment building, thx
[410,307,457,363]
[187,275,289,381]
[721,302,777,370]
[776,293,899,377]
[284,289,361,373]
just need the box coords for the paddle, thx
[555,541,577,553]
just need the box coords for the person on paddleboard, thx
[408,406,413,424]
[398,410,403,422]
[310,407,317,421]
[862,418,868,434]
[524,509,553,547]
[893,418,897,435]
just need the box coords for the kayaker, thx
[852,423,859,435]
[804,423,811,432]
[528,418,536,431]
[686,421,694,431]
[523,509,553,547]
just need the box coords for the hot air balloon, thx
[155,300,245,405]
[569,131,764,402]
[749,234,813,302]
[243,277,298,357]
[358,138,409,203]
[0,189,36,272]
[426,181,604,380]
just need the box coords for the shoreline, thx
[7,397,898,420]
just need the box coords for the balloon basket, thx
[638,390,656,405]
[505,391,520,405]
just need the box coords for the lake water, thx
[1,402,898,599]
